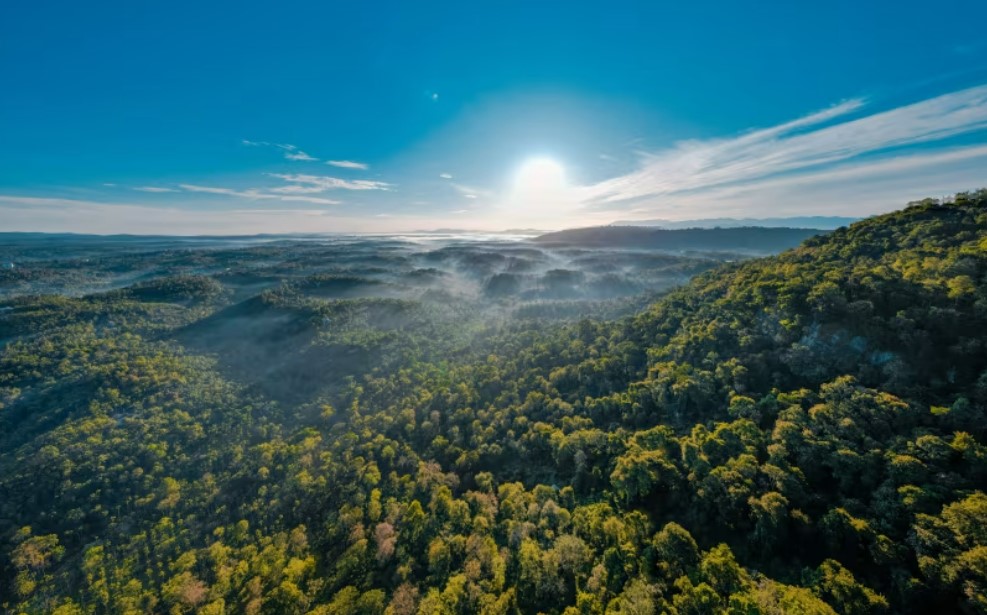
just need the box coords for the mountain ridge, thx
[610,215,860,229]
[532,224,824,253]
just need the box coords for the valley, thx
[1,194,985,613]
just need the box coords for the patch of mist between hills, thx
[0,260,198,300]
[2,235,741,400]
[296,277,407,301]
[282,242,687,304]
[1,233,740,309]
[400,241,728,303]
[227,241,716,305]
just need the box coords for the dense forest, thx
[1,191,985,614]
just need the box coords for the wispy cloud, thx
[179,184,255,197]
[134,186,178,193]
[96,168,395,212]
[0,195,419,234]
[450,183,492,199]
[243,140,319,162]
[268,173,392,191]
[179,184,342,205]
[581,84,987,208]
[229,209,329,216]
[635,144,987,221]
[327,160,369,170]
[277,144,317,161]
[439,173,453,179]
[279,195,343,204]
[164,167,392,209]
[284,150,317,161]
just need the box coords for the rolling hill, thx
[1,191,985,614]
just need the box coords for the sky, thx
[2,0,987,234]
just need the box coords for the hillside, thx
[1,191,986,614]
[532,225,823,253]
[609,216,858,229]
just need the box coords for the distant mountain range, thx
[609,216,859,229]
[532,225,824,253]
[408,228,545,235]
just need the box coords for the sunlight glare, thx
[506,157,577,226]
[514,157,566,193]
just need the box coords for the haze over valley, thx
[3,1,987,613]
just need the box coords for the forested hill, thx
[628,193,987,406]
[1,191,986,614]
[531,225,824,252]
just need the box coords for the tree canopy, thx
[1,190,986,613]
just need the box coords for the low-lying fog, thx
[0,232,754,304]
[0,230,813,401]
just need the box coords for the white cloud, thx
[178,184,342,205]
[581,85,987,207]
[327,160,369,170]
[284,150,317,161]
[179,184,254,197]
[266,183,326,195]
[243,140,319,161]
[102,183,117,187]
[268,173,392,191]
[134,186,178,193]
[439,173,453,179]
[279,195,344,205]
[450,183,492,199]
[0,194,99,210]
[0,195,432,234]
[608,144,987,221]
[229,208,328,216]
[700,143,987,199]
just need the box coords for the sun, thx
[514,157,566,193]
[506,157,574,224]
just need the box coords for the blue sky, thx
[2,0,987,233]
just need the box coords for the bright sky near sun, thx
[2,0,987,234]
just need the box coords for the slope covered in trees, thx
[1,191,986,614]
